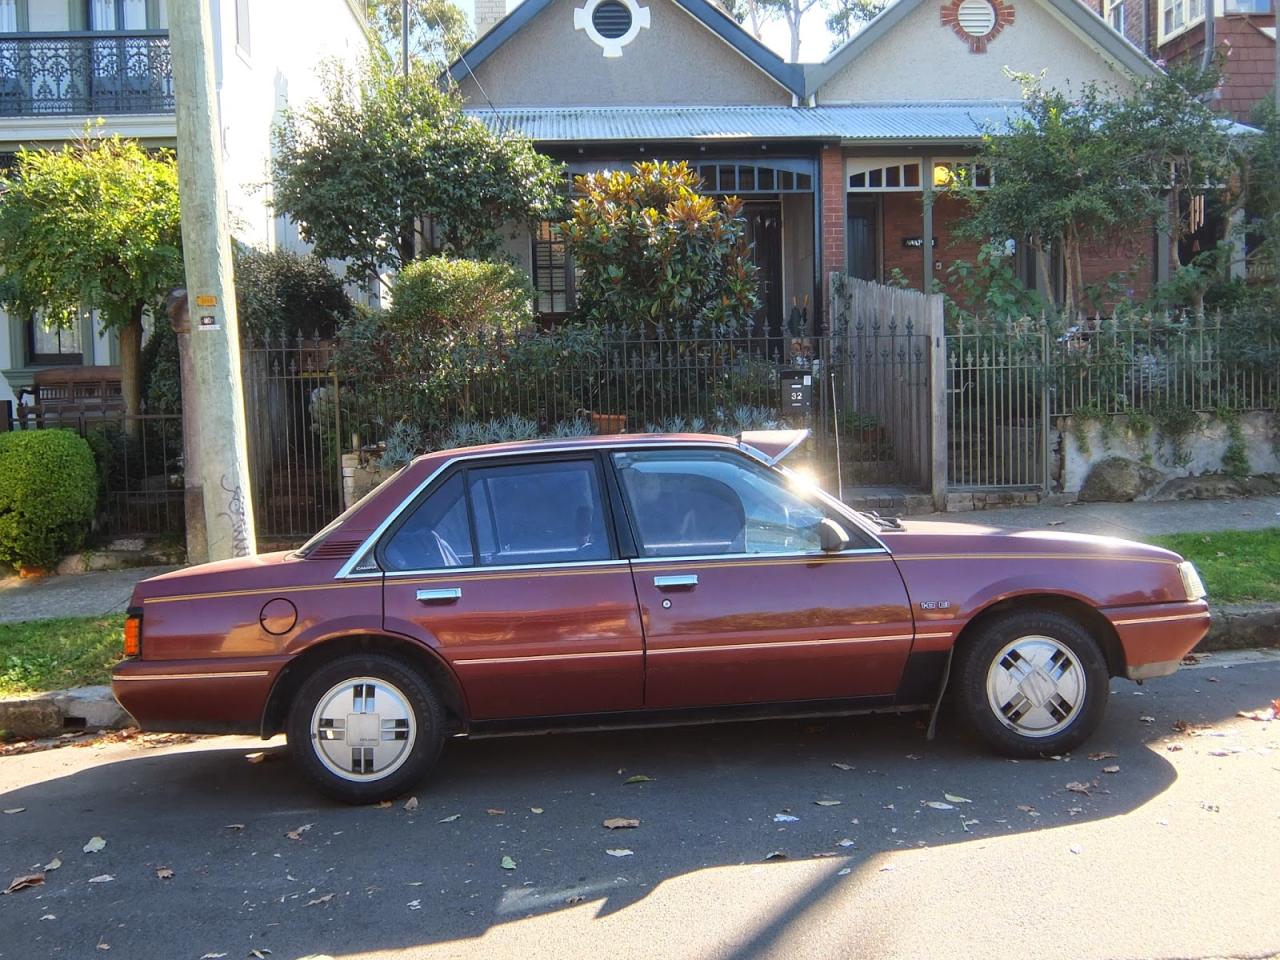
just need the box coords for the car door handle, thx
[653,574,698,589]
[416,587,462,604]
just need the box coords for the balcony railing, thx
[0,31,173,118]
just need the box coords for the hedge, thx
[0,429,98,571]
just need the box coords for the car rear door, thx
[610,448,914,710]
[381,454,644,720]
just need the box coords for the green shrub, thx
[388,256,532,338]
[235,247,355,341]
[0,430,98,570]
[140,316,182,414]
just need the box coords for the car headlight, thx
[1178,561,1206,601]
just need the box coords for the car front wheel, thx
[953,609,1110,758]
[286,653,445,804]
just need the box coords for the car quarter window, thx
[381,472,475,572]
[467,459,612,567]
[612,449,850,558]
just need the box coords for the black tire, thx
[952,609,1109,758]
[286,652,445,804]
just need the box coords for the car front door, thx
[381,455,644,720]
[610,448,914,710]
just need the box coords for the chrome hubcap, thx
[310,677,416,782]
[985,635,1085,738]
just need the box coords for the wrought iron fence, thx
[946,312,1280,489]
[0,31,174,117]
[1,403,184,539]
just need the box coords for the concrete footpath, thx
[0,564,177,625]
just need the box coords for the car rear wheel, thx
[286,653,445,804]
[953,609,1109,758]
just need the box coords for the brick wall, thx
[1079,230,1158,309]
[880,192,983,294]
[819,144,846,328]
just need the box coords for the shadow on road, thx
[1,657,1273,958]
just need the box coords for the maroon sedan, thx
[113,431,1210,803]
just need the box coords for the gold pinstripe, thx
[113,670,271,681]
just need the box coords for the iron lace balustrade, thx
[0,31,173,117]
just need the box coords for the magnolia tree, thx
[0,134,182,418]
[562,160,759,335]
[271,60,563,287]
[954,65,1234,317]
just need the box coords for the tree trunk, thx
[118,303,145,436]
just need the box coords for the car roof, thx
[411,432,742,466]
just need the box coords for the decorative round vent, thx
[592,0,633,39]
[940,0,1013,52]
[574,0,651,57]
[955,0,996,35]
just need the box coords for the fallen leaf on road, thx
[879,865,894,872]
[623,775,655,784]
[602,818,640,829]
[1088,752,1118,761]
[407,900,422,910]
[43,858,61,871]
[285,824,312,841]
[306,894,333,906]
[1103,765,1120,774]
[1166,743,1183,752]
[605,849,634,858]
[1237,708,1276,722]
[1047,520,1064,526]
[438,814,461,823]
[375,800,393,809]
[249,950,271,959]
[530,808,544,814]
[224,824,245,831]
[96,943,110,951]
[155,867,174,880]
[831,762,854,771]
[837,868,852,876]
[566,895,585,904]
[245,752,265,764]
[814,800,842,807]
[88,874,114,883]
[83,836,106,854]
[924,801,955,810]
[773,813,799,823]
[1139,716,1156,724]
[1016,805,1040,817]
[403,797,419,812]
[1200,801,1220,813]
[1069,844,1083,855]
[812,851,838,858]
[836,838,855,847]
[3,873,44,895]
[943,794,972,804]
[500,856,517,870]
[1065,781,1092,795]
[199,953,227,959]
[40,914,55,921]
[763,851,787,861]
[3,807,25,814]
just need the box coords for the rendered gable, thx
[817,0,1136,103]
[457,0,793,107]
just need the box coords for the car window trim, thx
[334,440,889,580]
[374,451,619,575]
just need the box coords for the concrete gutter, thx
[0,686,134,740]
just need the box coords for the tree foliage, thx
[1243,96,1280,302]
[0,133,183,416]
[366,0,471,68]
[562,161,760,334]
[234,247,355,341]
[271,59,563,284]
[824,0,888,48]
[953,66,1233,317]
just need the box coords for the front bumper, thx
[1105,600,1211,679]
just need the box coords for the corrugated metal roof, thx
[464,102,1028,143]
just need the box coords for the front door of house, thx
[744,202,783,352]
[847,198,878,281]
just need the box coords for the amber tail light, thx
[123,613,142,659]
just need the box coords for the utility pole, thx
[169,1,257,562]
[402,0,410,77]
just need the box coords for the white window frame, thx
[1158,0,1206,46]
[932,158,995,191]
[846,158,922,193]
[1107,0,1125,35]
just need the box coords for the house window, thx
[1107,0,1125,34]
[88,0,147,30]
[0,0,27,33]
[1160,0,1205,43]
[1222,0,1271,11]
[847,159,922,192]
[235,0,251,55]
[27,316,83,366]
[532,221,574,317]
[933,159,994,190]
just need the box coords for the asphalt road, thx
[2,652,1278,960]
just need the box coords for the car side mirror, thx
[817,518,851,553]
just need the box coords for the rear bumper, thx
[1105,600,1211,679]
[112,656,287,735]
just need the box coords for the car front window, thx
[613,450,833,558]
